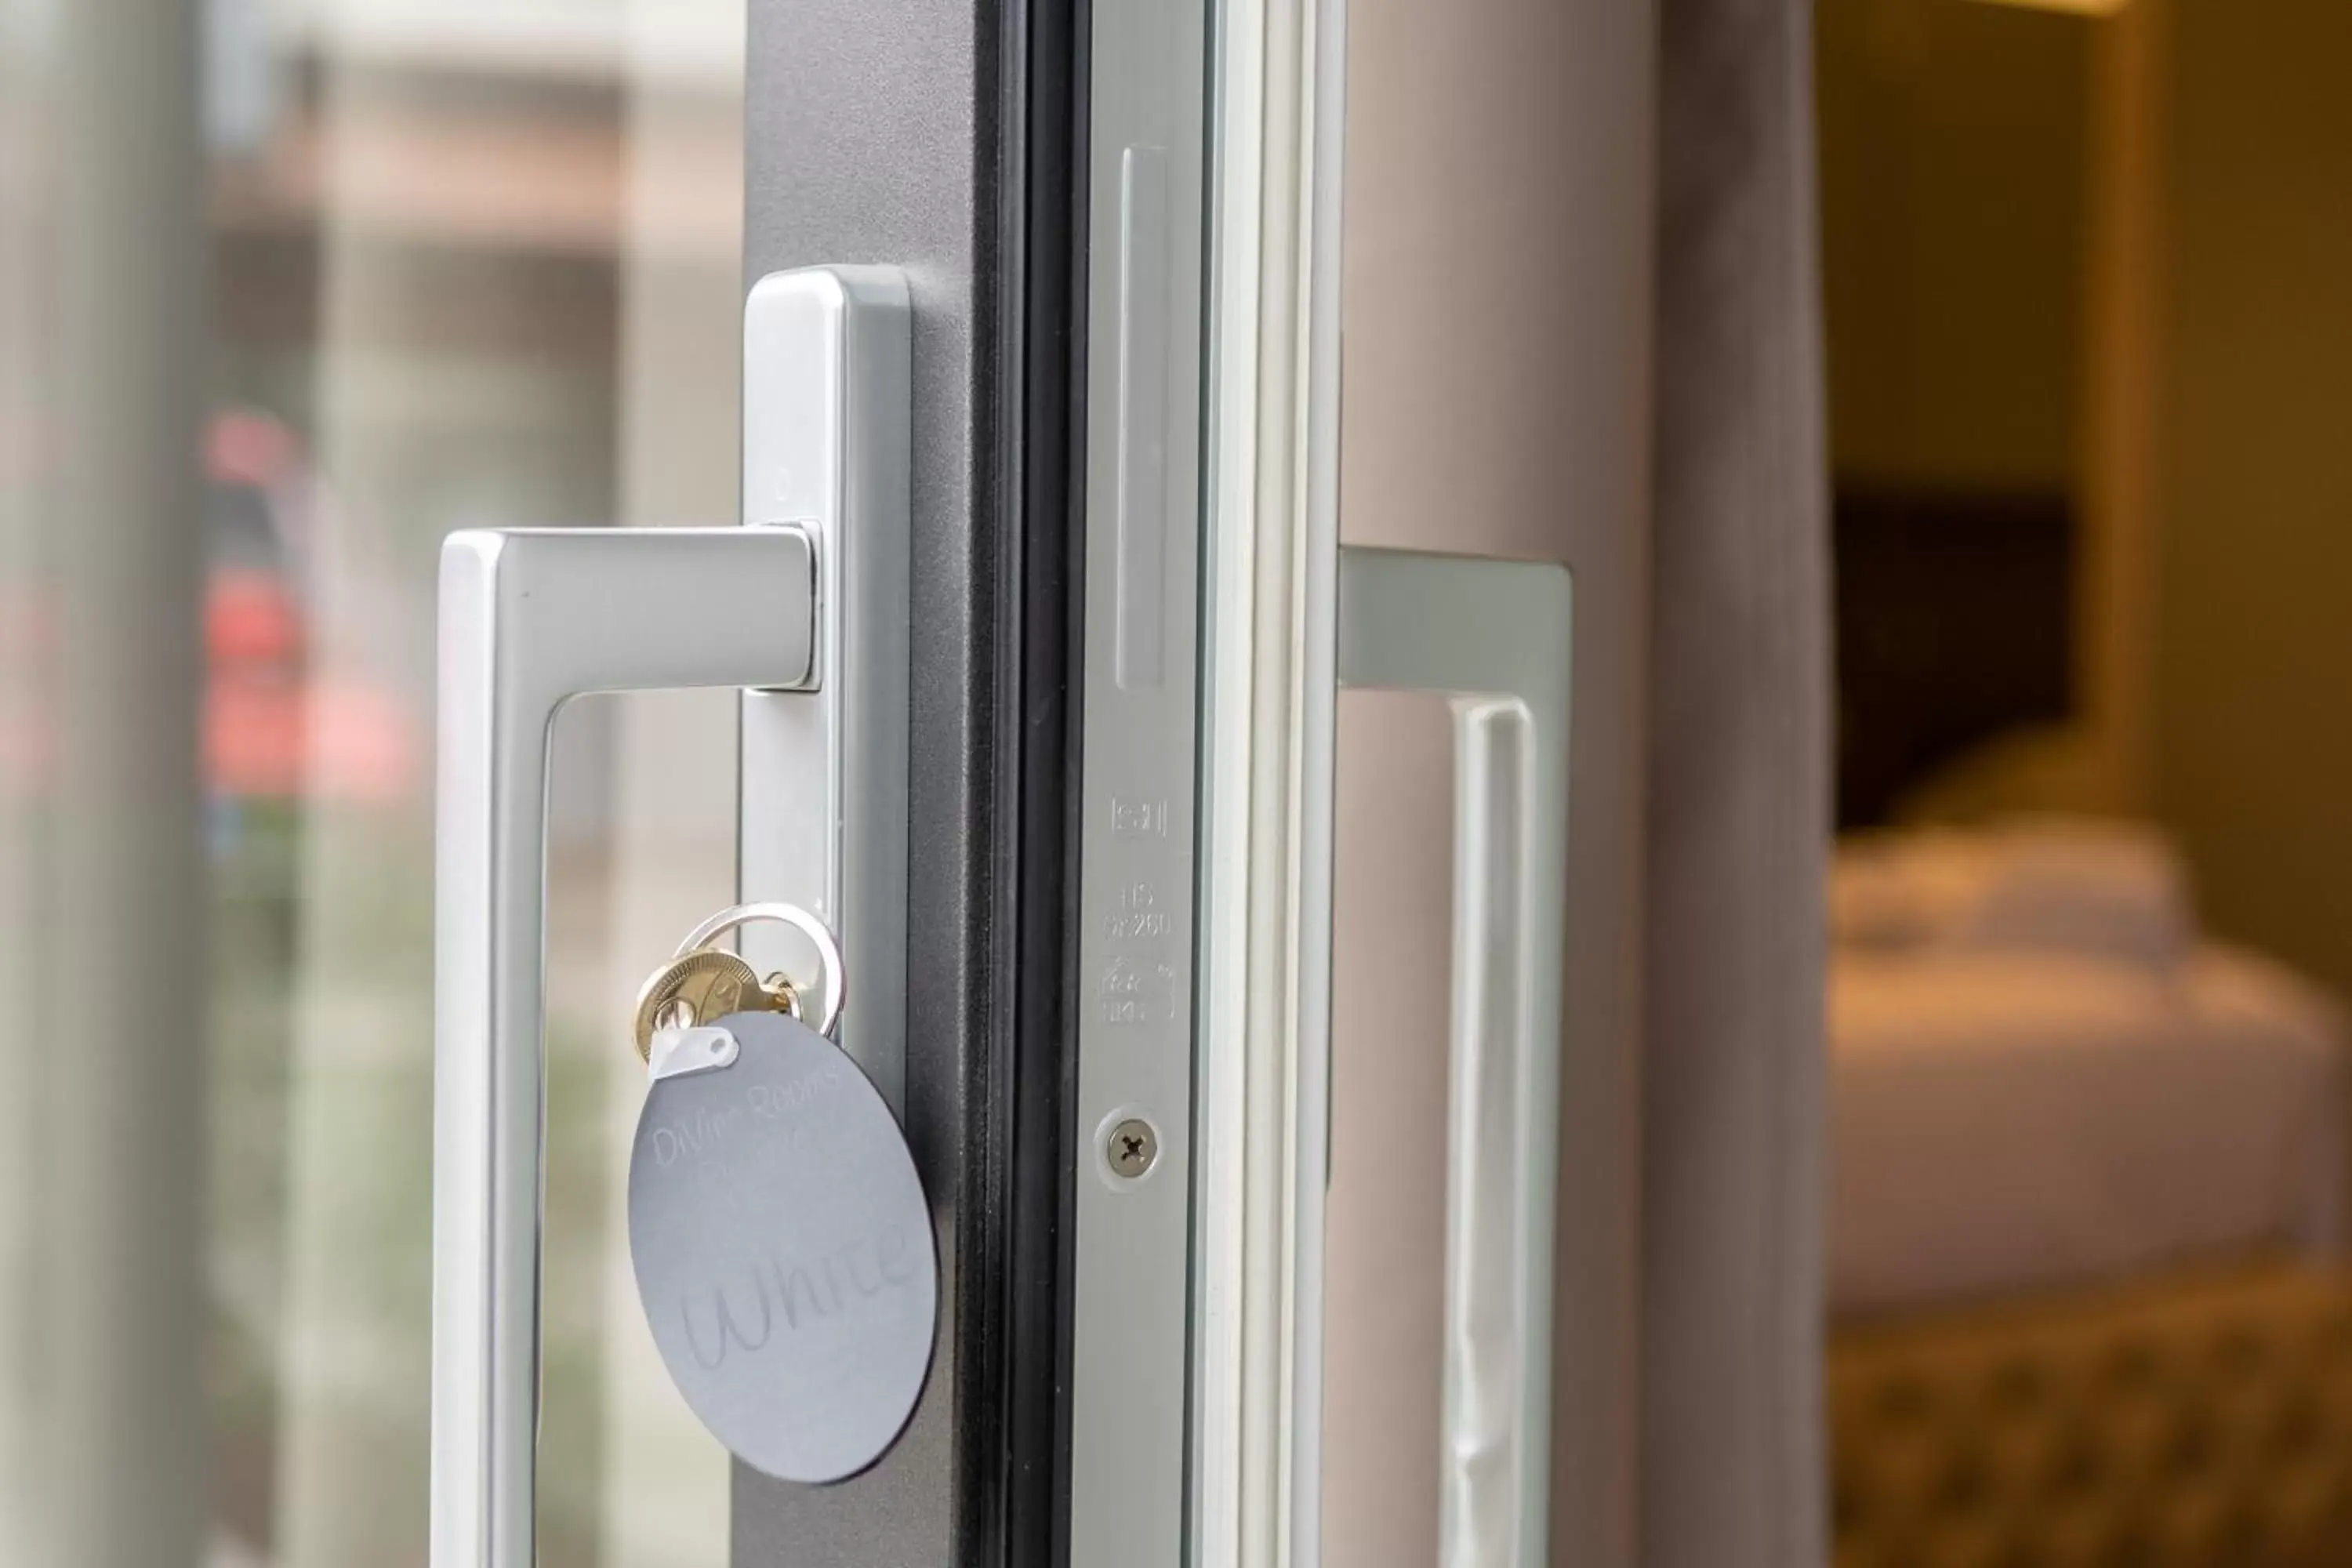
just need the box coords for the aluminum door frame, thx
[733,0,1083,1562]
[1063,0,1215,1561]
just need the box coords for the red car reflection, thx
[205,410,415,804]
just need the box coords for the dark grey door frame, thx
[737,0,1085,1562]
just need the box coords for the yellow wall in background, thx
[1817,0,2090,494]
[2150,0,2352,1000]
[1818,0,2352,1006]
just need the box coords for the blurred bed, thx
[1828,821,2352,1567]
[1831,822,2349,1316]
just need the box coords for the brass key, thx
[631,953,809,1063]
[754,971,803,1018]
[631,949,763,1062]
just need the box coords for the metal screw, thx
[1106,1117,1159,1179]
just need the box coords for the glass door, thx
[3,0,1647,1562]
[3,2,746,1562]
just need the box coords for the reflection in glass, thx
[4,1,744,1562]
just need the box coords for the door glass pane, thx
[1820,5,2352,1566]
[1,1,743,1562]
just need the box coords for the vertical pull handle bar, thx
[1337,546,1573,1568]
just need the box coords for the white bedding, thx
[1831,943,2350,1315]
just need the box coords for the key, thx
[632,947,764,1062]
[753,970,804,1020]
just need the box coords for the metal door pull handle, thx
[430,266,911,1568]
[433,526,815,1568]
[1338,546,1573,1568]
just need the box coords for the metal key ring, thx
[673,902,847,1040]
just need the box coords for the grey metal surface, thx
[1115,145,1174,689]
[1337,547,1573,1568]
[628,1010,937,1486]
[432,527,817,1568]
[737,0,986,1559]
[1068,0,1210,1558]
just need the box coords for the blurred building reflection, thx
[4,2,746,1563]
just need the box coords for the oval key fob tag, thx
[627,1009,936,1484]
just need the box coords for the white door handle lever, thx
[431,264,913,1568]
[433,524,815,1568]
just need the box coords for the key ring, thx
[674,901,847,1040]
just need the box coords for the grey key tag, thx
[627,1006,937,1485]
